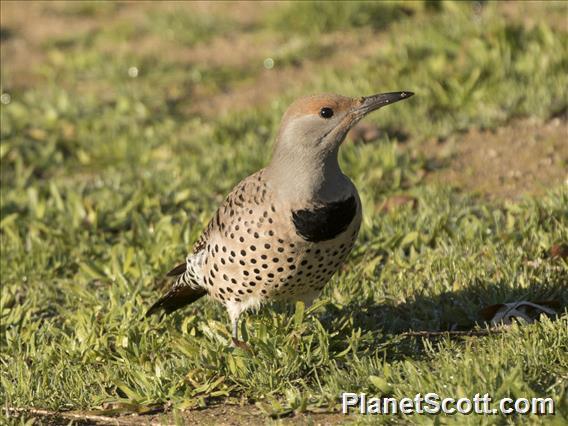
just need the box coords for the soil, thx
[7,405,349,426]
[3,2,565,203]
[421,117,568,200]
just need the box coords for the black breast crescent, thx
[292,195,357,242]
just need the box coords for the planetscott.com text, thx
[341,392,555,415]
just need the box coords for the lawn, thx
[1,1,567,424]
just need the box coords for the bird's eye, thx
[319,107,334,119]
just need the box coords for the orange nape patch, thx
[284,94,357,118]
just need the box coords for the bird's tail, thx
[147,255,207,317]
[145,285,206,317]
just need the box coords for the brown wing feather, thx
[149,171,267,317]
[189,170,264,254]
[191,210,218,254]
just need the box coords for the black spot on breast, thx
[292,195,357,242]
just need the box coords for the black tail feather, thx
[166,263,186,277]
[146,285,206,318]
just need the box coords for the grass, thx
[314,3,568,139]
[267,1,413,35]
[1,1,567,424]
[148,8,239,47]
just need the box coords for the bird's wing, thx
[163,212,218,278]
[162,192,232,279]
[147,171,267,317]
[166,169,266,276]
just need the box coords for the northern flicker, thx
[146,91,414,345]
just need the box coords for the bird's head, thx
[274,91,414,158]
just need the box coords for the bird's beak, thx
[327,91,415,147]
[356,91,414,117]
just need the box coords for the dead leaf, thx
[549,243,568,260]
[28,128,47,141]
[479,304,505,321]
[480,300,559,326]
[525,259,542,268]
[61,121,76,140]
[92,401,164,416]
[378,195,418,213]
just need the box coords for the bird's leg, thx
[302,298,315,310]
[299,295,316,312]
[229,310,251,351]
[231,314,240,346]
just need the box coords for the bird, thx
[146,91,414,346]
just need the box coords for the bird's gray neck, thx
[266,145,352,205]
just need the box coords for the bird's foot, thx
[231,337,252,352]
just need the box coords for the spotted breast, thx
[201,170,361,310]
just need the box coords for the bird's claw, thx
[231,337,252,353]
